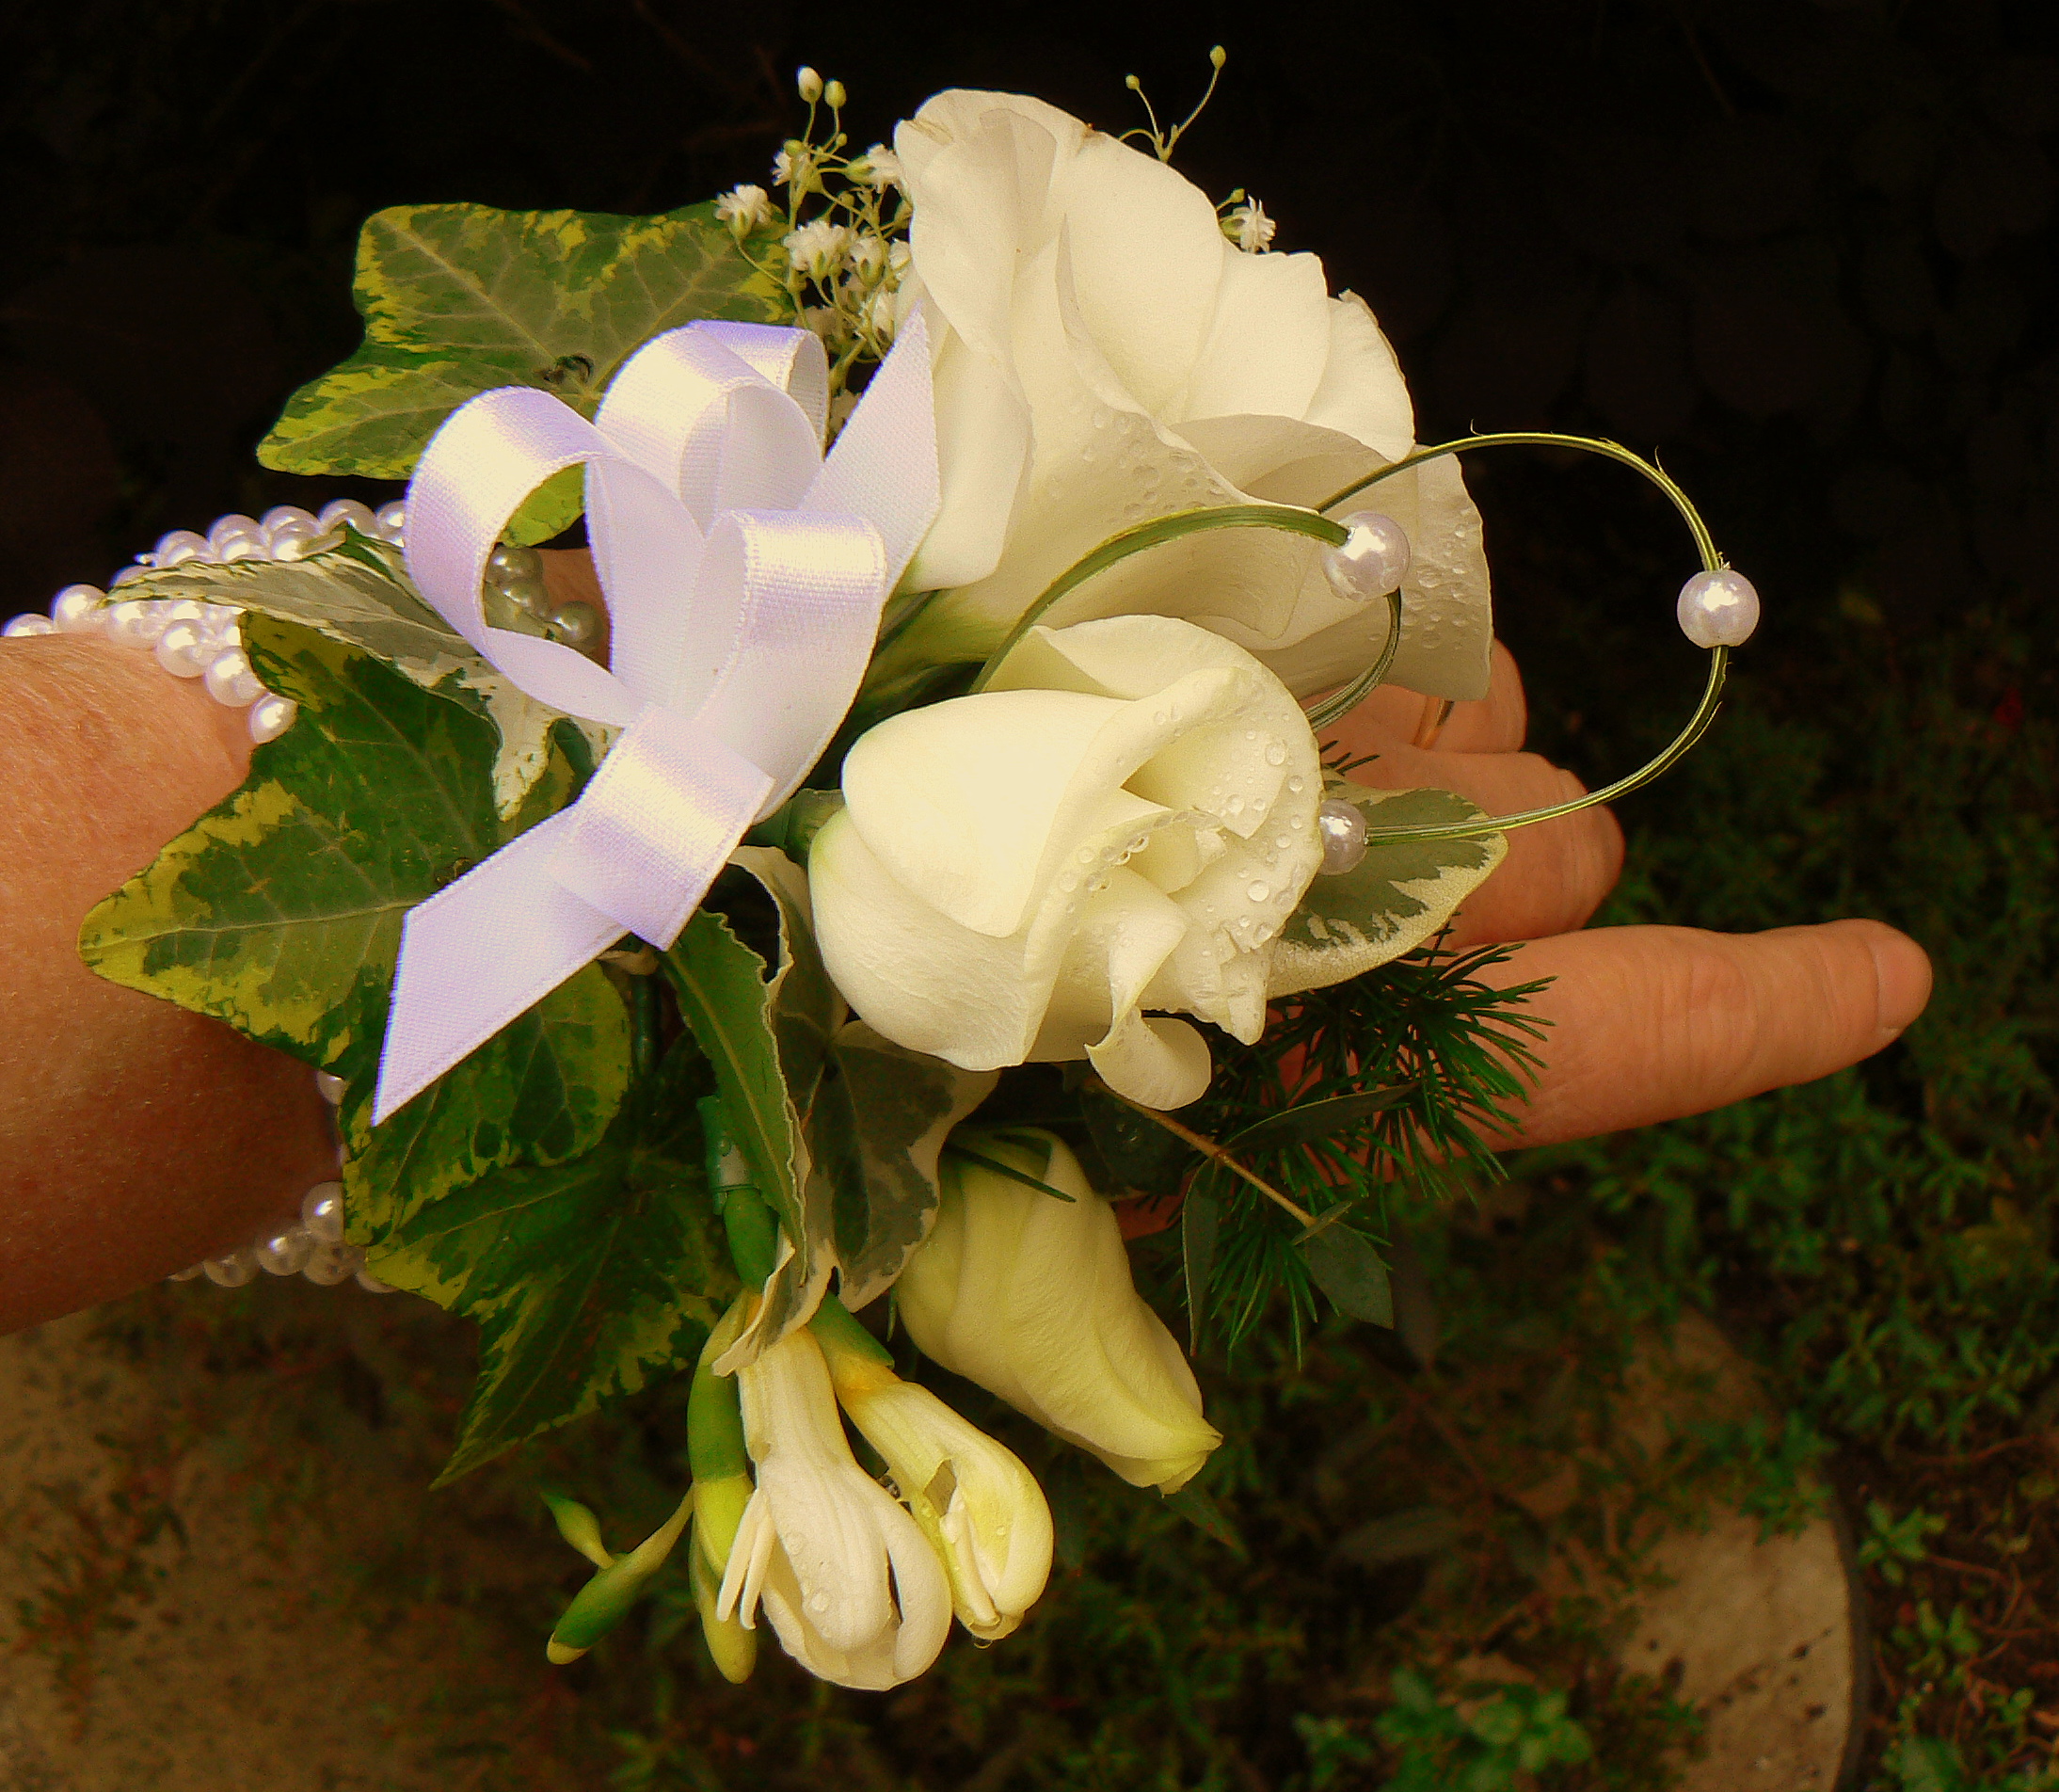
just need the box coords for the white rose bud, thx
[810,615,1324,1111]
[895,1130,1222,1495]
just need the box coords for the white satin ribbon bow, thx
[372,311,938,1122]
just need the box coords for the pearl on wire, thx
[1676,568,1760,648]
[53,585,108,632]
[1315,797,1370,875]
[1319,511,1412,605]
[247,693,297,744]
[2,615,56,637]
[302,1182,346,1245]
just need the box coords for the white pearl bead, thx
[207,514,263,554]
[155,619,211,677]
[549,600,600,650]
[261,505,317,535]
[52,585,108,632]
[152,530,211,567]
[1316,797,1369,874]
[302,1180,346,1243]
[317,499,378,536]
[108,565,150,589]
[202,647,263,707]
[105,600,169,647]
[203,1250,259,1288]
[303,1240,365,1286]
[265,520,322,561]
[247,694,297,744]
[1319,511,1412,605]
[355,1271,398,1294]
[374,501,407,544]
[3,615,56,637]
[315,1071,346,1106]
[256,1224,315,1275]
[1676,568,1760,648]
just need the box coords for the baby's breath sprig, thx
[1122,44,1228,164]
[714,66,914,417]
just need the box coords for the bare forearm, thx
[0,634,334,1331]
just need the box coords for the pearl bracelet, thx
[5,501,412,1295]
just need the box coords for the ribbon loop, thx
[372,310,937,1124]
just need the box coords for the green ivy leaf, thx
[369,1037,736,1483]
[806,1021,996,1310]
[101,538,607,818]
[78,617,630,1240]
[1268,783,1507,997]
[258,200,786,542]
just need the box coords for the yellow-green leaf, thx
[259,200,787,541]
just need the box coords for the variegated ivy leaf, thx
[258,200,787,542]
[1267,782,1508,996]
[807,1021,995,1310]
[666,847,995,1363]
[102,539,608,820]
[368,1034,736,1484]
[78,616,631,1243]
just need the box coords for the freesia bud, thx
[717,1328,951,1688]
[824,78,847,110]
[813,1301,1052,1640]
[896,1131,1222,1494]
[685,1304,758,1682]
[796,65,823,104]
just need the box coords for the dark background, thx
[5,0,2056,693]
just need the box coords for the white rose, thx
[809,614,1324,1111]
[884,88,1492,703]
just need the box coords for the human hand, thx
[1327,645,1932,1149]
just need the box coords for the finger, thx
[1324,641,1528,756]
[1480,920,1934,1150]
[1344,746,1624,944]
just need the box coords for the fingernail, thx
[1867,928,1933,1039]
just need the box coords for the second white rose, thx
[809,614,1324,1110]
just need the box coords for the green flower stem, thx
[1315,430,1721,570]
[808,1291,894,1368]
[546,1484,694,1663]
[1360,646,1731,846]
[699,1096,780,1287]
[627,956,660,1081]
[1314,429,1732,846]
[1303,584,1405,732]
[967,504,1350,694]
[688,1301,753,1485]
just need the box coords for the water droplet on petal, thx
[1285,776,1305,794]
[1247,882,1270,903]
[1264,740,1287,766]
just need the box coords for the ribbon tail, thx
[372,812,627,1124]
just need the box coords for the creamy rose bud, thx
[895,1130,1221,1495]
[810,614,1324,1111]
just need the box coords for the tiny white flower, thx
[803,303,850,349]
[858,287,899,343]
[1223,197,1277,252]
[784,217,851,281]
[847,231,888,282]
[716,1329,951,1689]
[850,143,903,190]
[715,183,772,236]
[815,1317,1053,1641]
[773,140,816,191]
